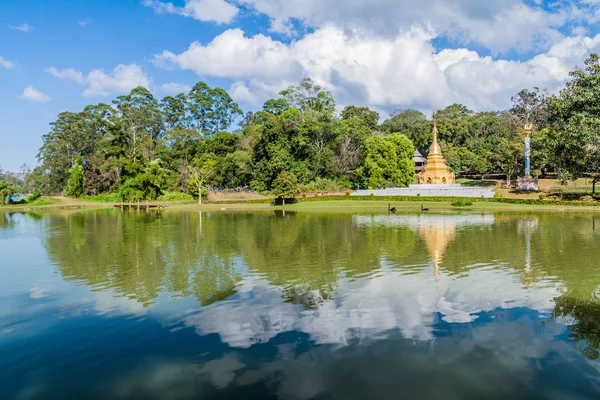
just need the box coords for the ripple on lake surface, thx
[1,210,600,399]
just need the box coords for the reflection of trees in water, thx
[553,296,600,360]
[42,209,600,341]
[45,211,241,307]
[0,212,15,229]
[44,211,419,309]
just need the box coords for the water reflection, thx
[2,210,600,399]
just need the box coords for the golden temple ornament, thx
[417,122,455,185]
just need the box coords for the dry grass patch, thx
[207,191,270,202]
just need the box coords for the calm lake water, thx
[2,209,600,399]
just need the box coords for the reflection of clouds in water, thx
[93,290,148,317]
[29,286,52,299]
[352,213,495,229]
[104,317,588,400]
[185,265,563,348]
[185,278,302,348]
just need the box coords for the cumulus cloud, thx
[0,56,14,69]
[20,86,50,102]
[45,64,150,97]
[233,0,581,52]
[143,0,239,24]
[155,27,600,111]
[159,82,192,94]
[8,23,32,32]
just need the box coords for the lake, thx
[1,209,600,399]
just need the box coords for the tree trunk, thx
[198,184,202,204]
[282,198,285,206]
[506,174,510,187]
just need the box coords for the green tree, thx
[188,82,242,135]
[357,133,414,188]
[272,171,299,205]
[113,87,164,162]
[65,158,85,197]
[0,180,16,205]
[550,53,600,192]
[187,159,216,204]
[341,106,379,129]
[381,109,432,154]
[119,159,169,200]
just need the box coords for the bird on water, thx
[421,205,430,212]
[388,204,397,213]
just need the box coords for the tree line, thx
[3,52,600,201]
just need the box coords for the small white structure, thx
[351,184,495,198]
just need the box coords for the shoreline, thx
[4,197,600,213]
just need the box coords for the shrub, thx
[82,192,122,202]
[451,199,474,207]
[158,191,195,201]
[539,193,546,200]
[345,191,350,196]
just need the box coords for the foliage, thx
[187,159,216,204]
[82,192,122,202]
[357,133,414,188]
[119,159,169,200]
[157,191,195,201]
[64,158,85,198]
[451,199,474,207]
[272,171,299,199]
[549,53,600,192]
[0,180,16,205]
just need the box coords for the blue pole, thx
[524,136,531,176]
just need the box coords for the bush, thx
[82,192,122,202]
[345,191,350,196]
[158,191,195,201]
[451,199,474,207]
[539,193,546,200]
[14,191,42,204]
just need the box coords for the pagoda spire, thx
[429,121,442,156]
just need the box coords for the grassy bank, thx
[167,199,600,213]
[4,194,600,213]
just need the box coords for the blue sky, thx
[1,0,599,171]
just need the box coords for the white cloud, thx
[0,56,14,69]
[45,67,86,84]
[79,19,91,27]
[155,27,600,112]
[159,82,192,94]
[9,23,32,32]
[45,64,150,97]
[20,86,50,102]
[144,0,239,24]
[234,0,579,53]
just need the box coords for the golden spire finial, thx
[429,121,442,156]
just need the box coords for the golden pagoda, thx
[418,123,455,184]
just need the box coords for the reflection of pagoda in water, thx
[353,214,495,276]
[517,218,540,286]
[418,221,456,276]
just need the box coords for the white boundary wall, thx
[351,184,495,198]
